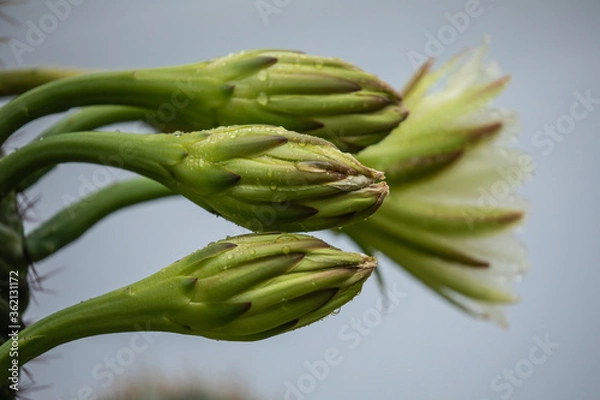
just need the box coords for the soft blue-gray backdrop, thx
[1,1,598,399]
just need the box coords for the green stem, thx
[0,67,87,96]
[0,278,185,378]
[19,105,150,191]
[0,68,221,146]
[0,131,185,198]
[26,178,175,261]
[37,105,149,140]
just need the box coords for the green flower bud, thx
[0,125,387,232]
[0,50,409,152]
[169,125,388,232]
[0,233,375,372]
[164,233,375,340]
[202,49,409,152]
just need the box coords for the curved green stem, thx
[0,68,220,146]
[0,275,187,378]
[0,67,88,97]
[19,105,150,191]
[26,178,175,261]
[0,131,185,198]
[37,105,149,141]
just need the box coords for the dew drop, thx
[298,139,306,147]
[174,132,182,138]
[250,249,256,255]
[267,170,273,178]
[270,183,277,190]
[257,92,269,105]
[282,245,291,254]
[315,61,324,70]
[275,234,298,243]
[227,254,233,260]
[330,308,341,316]
[257,70,268,81]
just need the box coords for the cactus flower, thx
[0,125,387,232]
[344,40,531,326]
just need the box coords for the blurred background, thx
[1,0,599,399]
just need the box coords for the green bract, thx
[0,49,409,152]
[0,233,375,373]
[0,125,388,232]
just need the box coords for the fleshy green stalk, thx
[19,105,174,262]
[0,49,408,151]
[25,178,174,261]
[0,67,87,96]
[19,105,149,191]
[0,125,387,232]
[0,233,375,375]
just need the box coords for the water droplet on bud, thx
[257,92,269,105]
[275,234,298,243]
[257,70,268,81]
[330,308,341,316]
[270,183,277,190]
[282,245,291,254]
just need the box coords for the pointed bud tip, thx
[373,181,389,202]
[358,255,378,272]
